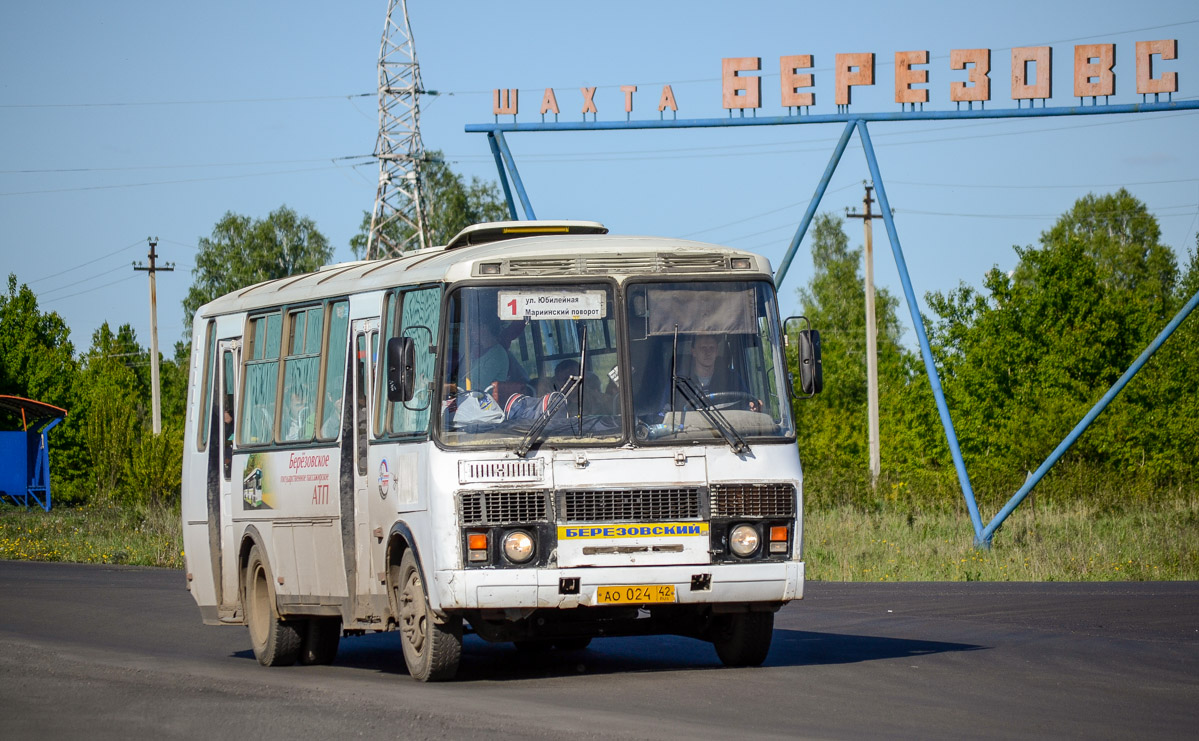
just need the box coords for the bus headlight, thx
[729,524,760,557]
[503,530,535,563]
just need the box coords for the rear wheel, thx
[711,611,773,667]
[392,549,462,681]
[244,544,301,666]
[299,617,341,665]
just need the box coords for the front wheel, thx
[393,549,462,681]
[244,544,301,666]
[711,611,773,667]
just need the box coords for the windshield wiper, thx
[672,375,751,455]
[514,325,587,457]
[663,327,749,455]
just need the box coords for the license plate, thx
[596,584,676,604]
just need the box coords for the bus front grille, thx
[710,483,796,517]
[459,490,551,525]
[561,488,701,523]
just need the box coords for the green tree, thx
[791,214,911,485]
[925,191,1189,497]
[349,152,508,258]
[183,205,332,328]
[76,323,144,502]
[0,274,77,411]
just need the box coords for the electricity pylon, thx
[366,0,429,259]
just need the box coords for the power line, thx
[0,93,373,110]
[2,19,1193,110]
[27,238,145,285]
[0,154,373,175]
[39,274,137,303]
[36,262,132,297]
[0,161,368,197]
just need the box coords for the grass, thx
[3,494,1196,581]
[0,501,182,569]
[803,496,1199,581]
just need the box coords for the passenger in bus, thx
[320,386,343,439]
[656,334,760,415]
[447,315,528,407]
[283,388,314,441]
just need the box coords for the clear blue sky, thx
[2,1,1196,352]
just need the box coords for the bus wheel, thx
[395,550,462,681]
[244,545,301,666]
[711,611,773,668]
[299,617,341,665]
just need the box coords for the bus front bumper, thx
[434,560,803,611]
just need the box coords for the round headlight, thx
[503,530,535,563]
[729,524,760,557]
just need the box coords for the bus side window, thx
[222,349,235,480]
[281,305,324,443]
[389,286,441,436]
[240,312,281,445]
[197,321,215,452]
[318,301,350,441]
[355,333,369,476]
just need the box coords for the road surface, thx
[1,560,1196,739]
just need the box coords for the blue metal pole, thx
[774,121,856,287]
[465,100,1199,134]
[856,120,986,542]
[486,133,518,220]
[978,287,1199,544]
[492,130,537,220]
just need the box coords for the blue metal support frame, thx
[466,97,1199,546]
[486,133,518,220]
[774,121,856,285]
[978,287,1199,543]
[856,121,986,539]
[491,130,536,220]
[27,417,61,512]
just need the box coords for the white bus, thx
[181,220,822,680]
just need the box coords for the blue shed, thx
[0,396,67,511]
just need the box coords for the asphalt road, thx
[1,560,1196,740]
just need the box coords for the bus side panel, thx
[229,446,347,609]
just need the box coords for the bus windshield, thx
[626,280,794,445]
[439,284,623,448]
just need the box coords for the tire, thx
[244,544,301,667]
[711,611,773,667]
[299,617,341,665]
[392,549,462,681]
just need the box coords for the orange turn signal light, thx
[468,533,489,550]
[769,526,789,542]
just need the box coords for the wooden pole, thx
[134,238,173,435]
[848,185,882,488]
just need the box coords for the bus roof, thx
[195,224,773,320]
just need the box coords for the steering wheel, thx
[704,391,759,411]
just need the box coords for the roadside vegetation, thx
[1,185,1196,580]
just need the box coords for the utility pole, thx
[134,237,174,435]
[847,184,883,488]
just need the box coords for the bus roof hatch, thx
[444,220,607,251]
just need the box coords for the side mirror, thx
[784,316,823,397]
[386,336,415,403]
[798,329,823,395]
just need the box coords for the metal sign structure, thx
[0,396,67,512]
[465,98,1199,546]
